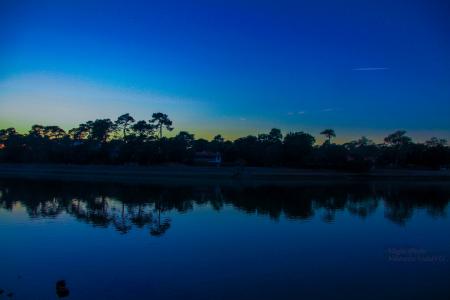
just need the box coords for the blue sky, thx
[1,0,449,142]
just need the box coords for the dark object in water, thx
[0,289,4,295]
[6,292,13,298]
[56,280,70,298]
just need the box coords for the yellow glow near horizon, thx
[1,74,449,144]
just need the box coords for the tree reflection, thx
[129,203,153,228]
[113,202,133,234]
[150,195,171,237]
[0,179,449,235]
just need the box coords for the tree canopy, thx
[0,113,449,170]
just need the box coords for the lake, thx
[1,179,449,299]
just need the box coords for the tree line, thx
[0,112,449,170]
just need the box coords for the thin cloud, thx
[352,67,389,71]
[322,108,334,112]
[287,111,306,116]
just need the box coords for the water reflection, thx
[0,180,449,236]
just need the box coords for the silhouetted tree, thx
[194,138,209,152]
[423,137,449,169]
[168,131,195,162]
[0,114,449,169]
[87,119,116,143]
[69,123,90,140]
[283,132,315,166]
[383,130,413,167]
[255,129,284,166]
[210,134,225,153]
[356,136,374,147]
[29,125,45,138]
[0,128,17,141]
[269,128,283,143]
[320,129,336,144]
[234,135,261,165]
[131,120,155,141]
[213,134,224,143]
[425,137,447,147]
[150,113,173,139]
[384,130,411,146]
[43,126,66,139]
[115,113,135,139]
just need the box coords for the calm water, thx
[1,179,449,299]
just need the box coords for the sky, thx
[1,0,449,142]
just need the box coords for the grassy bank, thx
[0,164,449,186]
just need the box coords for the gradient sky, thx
[1,0,449,142]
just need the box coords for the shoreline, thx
[0,164,449,186]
